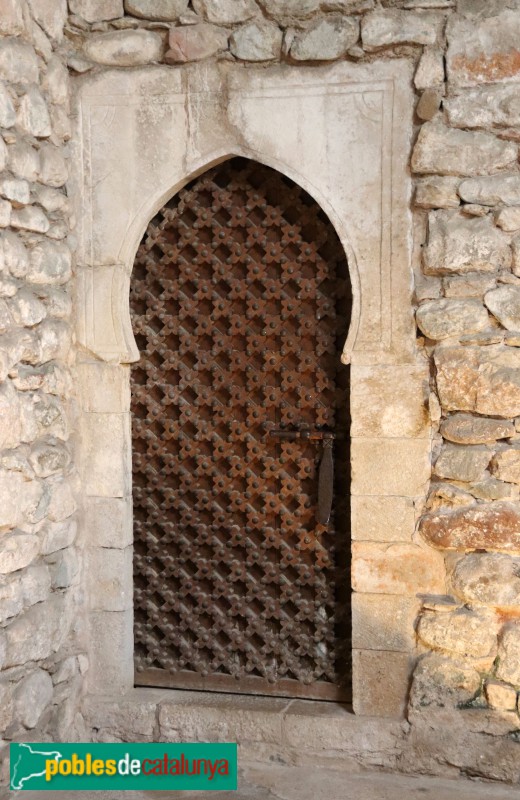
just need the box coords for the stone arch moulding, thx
[74,60,435,716]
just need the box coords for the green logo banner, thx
[10,742,237,791]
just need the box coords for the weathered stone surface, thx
[362,9,442,49]
[0,532,39,575]
[496,623,520,687]
[496,207,520,232]
[416,88,442,122]
[4,594,69,667]
[125,0,188,20]
[17,88,51,139]
[412,122,517,176]
[351,438,431,497]
[257,0,319,19]
[352,593,419,651]
[87,546,132,611]
[47,481,76,523]
[39,144,68,188]
[433,444,490,483]
[0,178,29,208]
[459,175,520,207]
[410,653,480,708]
[441,413,514,445]
[47,547,79,589]
[165,24,228,63]
[423,212,511,275]
[417,607,498,658]
[415,176,459,209]
[470,477,518,502]
[192,0,257,24]
[414,46,444,89]
[27,0,67,41]
[451,553,520,607]
[352,649,411,718]
[230,21,282,61]
[0,0,25,35]
[84,30,164,66]
[69,0,123,21]
[491,448,520,485]
[435,345,520,417]
[27,241,72,286]
[11,207,50,234]
[29,441,70,478]
[420,502,520,553]
[8,142,40,183]
[9,289,47,327]
[485,286,520,332]
[352,542,445,595]
[350,365,428,438]
[447,85,520,130]
[426,482,475,512]
[485,680,517,712]
[0,471,44,530]
[416,298,488,340]
[14,669,53,729]
[0,40,39,85]
[0,82,15,129]
[447,9,520,88]
[290,16,358,61]
[84,497,132,549]
[0,565,50,624]
[41,520,77,555]
[351,496,413,543]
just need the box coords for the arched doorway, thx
[130,157,352,700]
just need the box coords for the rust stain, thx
[452,49,520,83]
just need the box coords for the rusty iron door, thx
[131,158,351,701]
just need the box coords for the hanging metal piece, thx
[317,439,334,525]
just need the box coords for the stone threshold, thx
[84,687,407,770]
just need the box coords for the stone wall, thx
[2,0,520,788]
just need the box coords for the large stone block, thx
[14,669,53,729]
[351,496,416,542]
[491,447,520,485]
[352,593,419,651]
[423,212,511,275]
[352,542,445,595]
[409,652,480,709]
[84,30,164,66]
[417,607,498,659]
[447,85,520,129]
[230,20,282,61]
[447,9,520,87]
[451,552,520,607]
[88,610,133,694]
[78,361,130,412]
[4,594,70,667]
[351,438,431,497]
[362,9,442,49]
[412,122,517,176]
[416,298,488,340]
[290,16,359,61]
[125,0,188,19]
[0,470,44,530]
[257,0,319,19]
[0,0,25,35]
[352,649,412,717]
[85,689,167,741]
[441,413,514,445]
[459,175,520,207]
[26,0,67,41]
[419,501,520,553]
[350,365,428,438]
[69,0,124,21]
[0,40,39,85]
[80,412,131,498]
[87,546,132,611]
[166,24,229,63]
[485,286,520,332]
[84,497,132,548]
[433,443,490,483]
[496,623,520,686]
[192,0,257,24]
[0,532,39,575]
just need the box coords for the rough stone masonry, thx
[2,0,520,789]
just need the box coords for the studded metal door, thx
[131,158,351,701]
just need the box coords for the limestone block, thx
[496,623,520,687]
[423,212,511,276]
[415,176,459,209]
[0,82,15,128]
[362,9,442,49]
[26,0,67,41]
[417,607,498,659]
[0,40,39,84]
[409,653,480,709]
[447,85,520,130]
[7,142,40,182]
[0,565,50,623]
[441,413,514,445]
[447,9,520,87]
[352,542,445,595]
[0,470,44,530]
[350,365,428,438]
[0,178,30,208]
[39,144,68,188]
[165,24,229,63]
[496,208,520,232]
[416,88,442,122]
[35,319,71,363]
[352,593,419,651]
[434,443,490,483]
[0,0,25,35]
[230,21,282,61]
[85,690,165,740]
[257,0,319,19]
[9,289,46,327]
[81,412,131,497]
[352,649,412,717]
[0,380,22,450]
[485,680,517,712]
[351,438,431,497]
[192,0,257,24]
[416,298,488,341]
[459,175,520,207]
[351,496,416,543]
[41,519,77,554]
[78,362,130,412]
[27,241,71,285]
[419,501,520,553]
[491,448,520,485]
[426,482,475,513]
[32,185,67,214]
[451,553,520,608]
[29,441,70,478]
[321,0,374,9]
[414,46,444,89]
[43,57,69,107]
[0,199,11,228]
[87,546,132,611]
[0,532,39,575]
[14,669,53,729]
[84,497,132,548]
[435,345,520,418]
[470,477,518,502]
[4,593,70,667]
[412,122,517,176]
[69,0,123,21]
[11,207,50,234]
[84,30,164,66]
[47,547,79,588]
[485,286,520,332]
[125,0,189,19]
[17,87,52,139]
[290,16,359,61]
[88,610,133,694]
